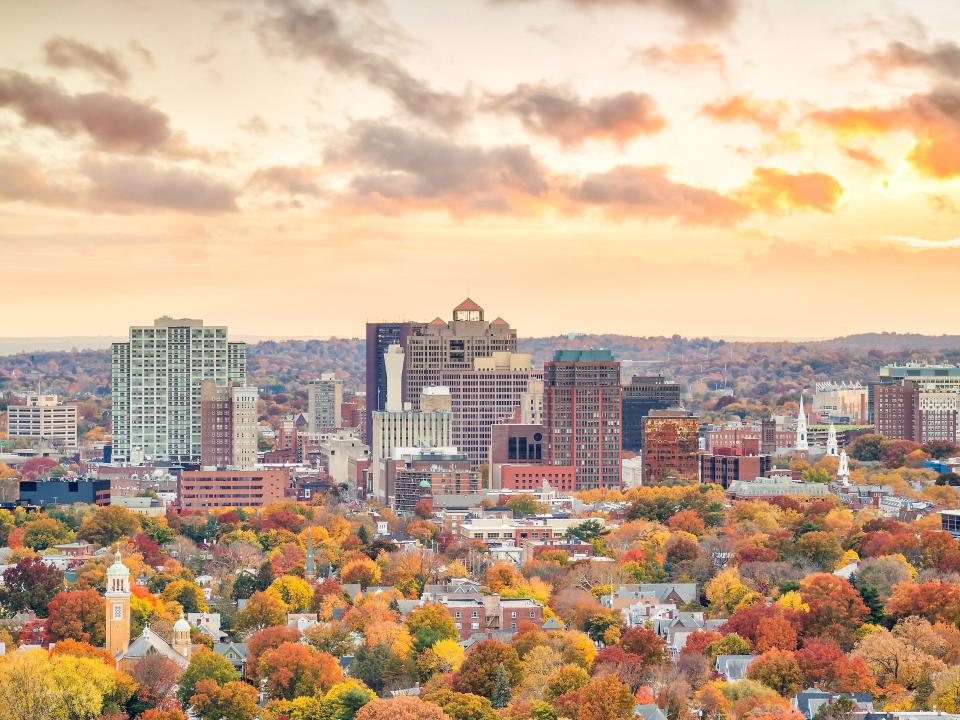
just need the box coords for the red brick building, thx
[500,464,576,493]
[178,468,290,509]
[700,449,772,489]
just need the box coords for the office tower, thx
[621,375,682,452]
[6,393,78,448]
[813,382,868,423]
[404,299,517,410]
[365,322,419,442]
[700,450,771,489]
[111,317,246,464]
[543,349,622,490]
[370,345,452,504]
[200,380,258,469]
[875,380,958,443]
[308,373,343,433]
[520,378,544,425]
[642,409,700,484]
[441,352,542,467]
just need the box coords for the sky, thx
[2,0,960,340]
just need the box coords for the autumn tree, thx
[798,574,869,649]
[77,505,140,546]
[340,557,382,589]
[406,602,458,651]
[617,627,668,667]
[886,580,960,626]
[46,589,106,646]
[0,556,64,617]
[22,517,73,551]
[234,590,288,634]
[266,575,313,612]
[747,649,804,697]
[552,674,634,720]
[128,654,183,712]
[177,648,241,706]
[247,625,301,681]
[258,642,344,700]
[454,640,523,699]
[354,696,448,720]
[190,679,259,720]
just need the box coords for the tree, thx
[0,556,64,617]
[320,679,377,720]
[491,663,511,709]
[565,519,607,543]
[47,589,106,646]
[190,679,259,720]
[936,472,960,487]
[22,517,73,551]
[886,580,960,626]
[423,689,498,720]
[128,654,183,712]
[668,508,706,535]
[77,505,140,546]
[340,557,381,589]
[796,531,844,571]
[247,625,301,681]
[258,642,344,700]
[161,579,209,613]
[706,633,751,660]
[552,674,634,720]
[354,697,448,720]
[177,648,240,706]
[848,435,885,462]
[453,640,523,699]
[617,627,668,667]
[266,575,313,612]
[813,695,857,720]
[799,574,869,648]
[923,440,959,459]
[747,649,804,697]
[705,567,752,615]
[305,621,359,658]
[234,590,288,634]
[854,555,914,602]
[406,603,458,651]
[350,643,416,696]
[545,664,590,701]
[505,494,547,516]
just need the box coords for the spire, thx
[796,392,808,452]
[826,422,838,456]
[305,529,316,581]
[838,449,850,487]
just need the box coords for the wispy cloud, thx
[884,235,960,250]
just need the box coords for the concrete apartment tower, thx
[308,373,343,433]
[200,380,258,469]
[105,550,131,659]
[111,317,246,463]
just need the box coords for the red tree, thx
[47,589,106,646]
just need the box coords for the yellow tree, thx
[266,576,313,612]
[705,567,752,616]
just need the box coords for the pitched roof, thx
[490,317,509,326]
[454,298,482,312]
[429,317,446,326]
[120,626,189,667]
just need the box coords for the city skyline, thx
[4,0,960,338]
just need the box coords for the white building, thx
[6,393,78,448]
[308,373,343,433]
[622,455,643,488]
[111,317,245,463]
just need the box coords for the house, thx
[498,598,543,632]
[651,612,726,657]
[214,642,249,677]
[118,626,190,672]
[715,655,756,682]
[287,613,320,635]
[634,705,668,720]
[793,689,874,719]
[188,612,228,643]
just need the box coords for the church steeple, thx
[826,422,838,456]
[105,549,131,659]
[304,529,316,581]
[837,449,850,486]
[796,392,809,452]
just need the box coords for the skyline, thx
[4,0,960,338]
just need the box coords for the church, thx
[104,550,193,672]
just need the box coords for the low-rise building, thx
[177,468,290,509]
[18,478,110,506]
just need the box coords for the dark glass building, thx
[18,478,111,506]
[364,322,416,443]
[622,375,681,451]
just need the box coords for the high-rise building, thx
[404,299,517,410]
[441,352,542,467]
[6,393,78,448]
[621,375,681,452]
[642,409,700,484]
[543,349,622,490]
[875,380,958,444]
[813,382,868,423]
[365,322,419,442]
[111,317,246,464]
[200,380,258,469]
[308,373,343,433]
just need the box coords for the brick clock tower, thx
[105,549,131,659]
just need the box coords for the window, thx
[511,611,517,618]
[455,612,462,619]
[113,603,123,620]
[472,611,479,618]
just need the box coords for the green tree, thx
[77,506,140,546]
[491,663,511,709]
[565,519,607,543]
[177,648,240,706]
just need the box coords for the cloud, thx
[810,87,960,178]
[862,40,960,80]
[247,164,323,196]
[329,121,549,214]
[0,154,76,207]
[0,70,171,153]
[928,193,960,215]
[261,0,466,128]
[734,167,843,212]
[884,234,960,250]
[81,158,237,213]
[569,165,746,224]
[699,94,787,131]
[490,84,665,145]
[631,41,726,77]
[43,37,130,85]
[493,0,739,31]
[842,146,885,170]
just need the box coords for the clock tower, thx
[105,549,131,659]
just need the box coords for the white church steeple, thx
[796,392,808,452]
[826,422,838,456]
[837,448,850,486]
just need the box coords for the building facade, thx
[442,352,542,467]
[365,322,418,443]
[177,468,290,509]
[543,349,622,490]
[700,451,771,489]
[642,409,700,484]
[18,478,111,506]
[813,382,868,423]
[308,373,343,433]
[6,393,78,448]
[200,380,258,469]
[622,375,681,452]
[111,317,246,463]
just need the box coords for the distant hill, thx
[815,333,960,351]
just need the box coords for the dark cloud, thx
[82,158,237,213]
[43,37,130,85]
[490,84,665,145]
[261,0,466,128]
[863,40,960,79]
[0,70,171,153]
[330,121,549,213]
[247,164,323,196]
[569,165,746,224]
[493,0,739,31]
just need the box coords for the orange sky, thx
[2,0,960,339]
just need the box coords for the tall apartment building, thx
[365,322,419,443]
[621,375,681,452]
[404,299,517,410]
[543,349,622,490]
[875,380,959,444]
[200,380,258,469]
[308,373,343,433]
[111,317,246,464]
[642,409,700,484]
[6,393,78,448]
[369,344,452,504]
[813,382,868,423]
[441,352,542,467]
